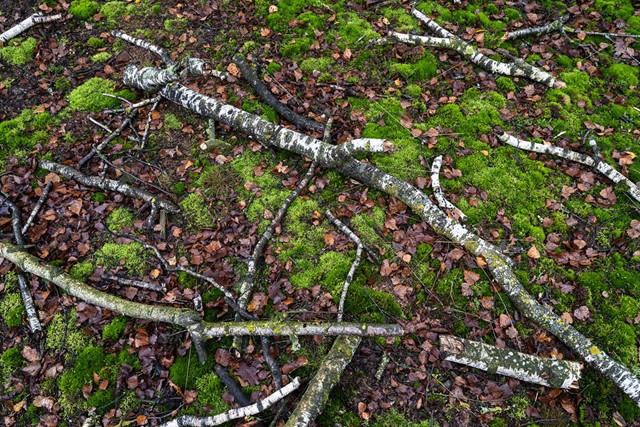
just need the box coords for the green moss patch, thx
[96,241,149,276]
[0,37,37,65]
[46,309,94,355]
[106,208,135,232]
[69,0,100,20]
[179,193,215,230]
[68,77,134,112]
[0,293,25,327]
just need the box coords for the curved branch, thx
[121,67,640,405]
[430,155,467,221]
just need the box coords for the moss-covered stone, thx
[69,0,100,20]
[0,37,37,65]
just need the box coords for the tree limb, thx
[430,155,467,221]
[0,13,62,43]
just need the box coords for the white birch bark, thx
[441,335,581,389]
[120,66,640,405]
[159,377,301,427]
[431,155,467,221]
[498,132,640,203]
[0,13,62,43]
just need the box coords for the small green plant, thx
[170,351,215,390]
[91,52,111,63]
[102,316,128,340]
[196,373,230,413]
[46,309,94,355]
[68,77,132,112]
[96,242,149,276]
[179,193,214,230]
[300,57,333,73]
[1,347,24,381]
[86,37,105,48]
[100,1,127,22]
[0,293,25,327]
[164,18,188,32]
[106,207,135,232]
[58,346,107,394]
[69,261,95,282]
[604,64,639,89]
[69,0,100,20]
[0,37,37,65]
[163,113,182,130]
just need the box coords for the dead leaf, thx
[527,245,541,259]
[463,270,480,285]
[573,306,590,321]
[227,63,241,77]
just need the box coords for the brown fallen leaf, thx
[527,245,541,259]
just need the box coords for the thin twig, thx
[21,182,52,234]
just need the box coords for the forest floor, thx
[1,0,640,426]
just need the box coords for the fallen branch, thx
[39,159,180,213]
[326,211,364,323]
[159,377,301,427]
[0,192,42,332]
[381,9,563,88]
[0,241,403,341]
[120,64,640,405]
[284,336,361,427]
[440,335,581,389]
[103,274,165,293]
[0,13,62,44]
[503,15,570,40]
[81,112,139,167]
[21,181,52,234]
[113,30,173,65]
[233,53,325,133]
[430,155,467,221]
[498,132,640,203]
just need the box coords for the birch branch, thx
[39,159,180,213]
[113,30,173,65]
[159,377,300,427]
[503,15,570,40]
[103,274,166,292]
[120,65,640,405]
[0,192,42,332]
[326,211,364,323]
[440,335,581,389]
[233,53,325,133]
[0,241,404,340]
[284,336,361,427]
[0,13,62,43]
[498,132,640,203]
[21,181,52,234]
[381,9,563,88]
[430,155,467,221]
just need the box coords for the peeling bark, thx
[39,159,180,213]
[120,68,640,405]
[284,336,361,427]
[498,132,640,203]
[0,13,62,43]
[159,377,301,427]
[381,9,563,88]
[440,335,581,389]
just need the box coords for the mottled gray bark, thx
[120,67,640,405]
[39,159,180,213]
[381,9,563,88]
[113,30,173,65]
[498,132,640,203]
[284,336,361,427]
[21,182,52,234]
[0,13,62,43]
[159,377,301,427]
[503,15,569,40]
[440,335,581,389]
[1,242,402,340]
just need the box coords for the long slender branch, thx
[381,9,563,88]
[498,132,640,203]
[0,191,42,332]
[0,241,404,339]
[113,30,173,65]
[503,15,570,40]
[121,66,640,404]
[159,377,301,427]
[0,13,62,43]
[39,159,180,213]
[21,181,52,234]
[431,155,467,221]
[233,53,325,133]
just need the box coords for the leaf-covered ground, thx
[1,0,639,426]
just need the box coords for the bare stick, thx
[430,155,467,221]
[21,182,52,234]
[440,335,581,388]
[564,27,640,39]
[498,132,640,203]
[0,13,62,43]
[233,53,325,133]
[159,377,301,427]
[380,9,563,88]
[39,160,180,213]
[140,97,160,149]
[503,15,569,40]
[325,211,365,323]
[81,114,137,167]
[103,274,165,292]
[214,364,251,407]
[113,30,173,65]
[0,192,42,332]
